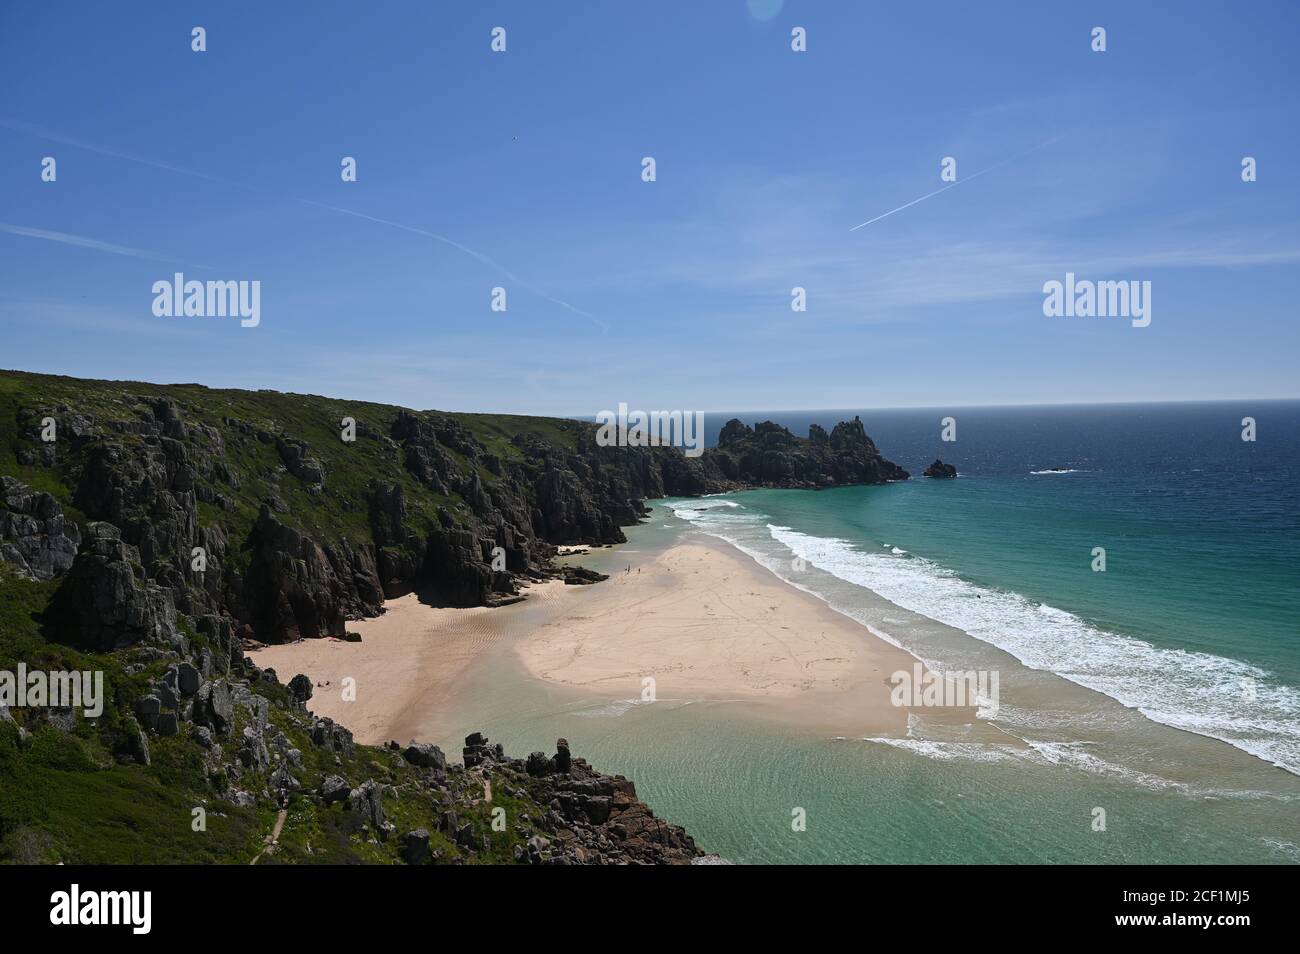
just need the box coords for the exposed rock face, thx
[310,716,355,756]
[44,522,179,651]
[0,477,80,580]
[367,731,710,864]
[0,374,938,865]
[402,829,431,865]
[502,735,702,864]
[242,505,384,642]
[404,741,446,771]
[348,780,391,840]
[554,737,572,773]
[287,673,313,705]
[562,565,608,586]
[195,680,234,736]
[526,751,555,776]
[3,374,907,650]
[698,416,910,489]
[923,459,958,478]
[319,774,351,804]
[276,436,324,487]
[463,731,503,768]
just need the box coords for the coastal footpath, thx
[0,369,908,864]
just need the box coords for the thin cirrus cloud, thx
[0,116,605,330]
[0,221,212,269]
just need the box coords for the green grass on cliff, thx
[0,565,548,864]
[0,564,262,863]
[0,370,593,864]
[0,369,584,555]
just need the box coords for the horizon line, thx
[3,368,1296,420]
[564,395,1300,419]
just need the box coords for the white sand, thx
[251,539,976,744]
[520,540,965,731]
[249,581,567,745]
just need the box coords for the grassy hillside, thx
[0,369,583,553]
[0,370,703,864]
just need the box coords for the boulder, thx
[276,437,325,487]
[196,681,234,735]
[454,823,476,849]
[401,829,431,865]
[121,714,150,765]
[176,662,201,696]
[348,780,388,839]
[554,738,572,773]
[526,751,555,777]
[287,673,313,705]
[319,774,351,805]
[134,694,161,731]
[581,795,612,824]
[238,726,270,770]
[310,717,355,756]
[404,741,446,771]
[463,731,492,767]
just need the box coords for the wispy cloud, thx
[299,199,609,332]
[0,222,211,268]
[0,116,606,330]
[0,118,237,187]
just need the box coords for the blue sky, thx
[1,1,1298,415]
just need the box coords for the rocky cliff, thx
[0,369,906,864]
[1,372,907,646]
[703,415,910,488]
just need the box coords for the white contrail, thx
[0,221,211,268]
[0,117,605,329]
[0,118,236,187]
[301,199,608,329]
[849,135,1065,232]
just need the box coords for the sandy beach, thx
[520,540,955,731]
[251,535,976,744]
[248,580,568,745]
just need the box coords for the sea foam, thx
[669,497,1300,776]
[768,524,1300,776]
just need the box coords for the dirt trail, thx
[250,808,288,865]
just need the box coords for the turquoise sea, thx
[442,402,1300,863]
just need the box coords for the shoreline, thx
[249,579,572,746]
[250,532,979,746]
[521,536,978,734]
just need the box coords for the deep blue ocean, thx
[478,402,1300,861]
[688,402,1300,773]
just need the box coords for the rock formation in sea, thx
[923,459,958,478]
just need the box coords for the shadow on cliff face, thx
[3,373,907,652]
